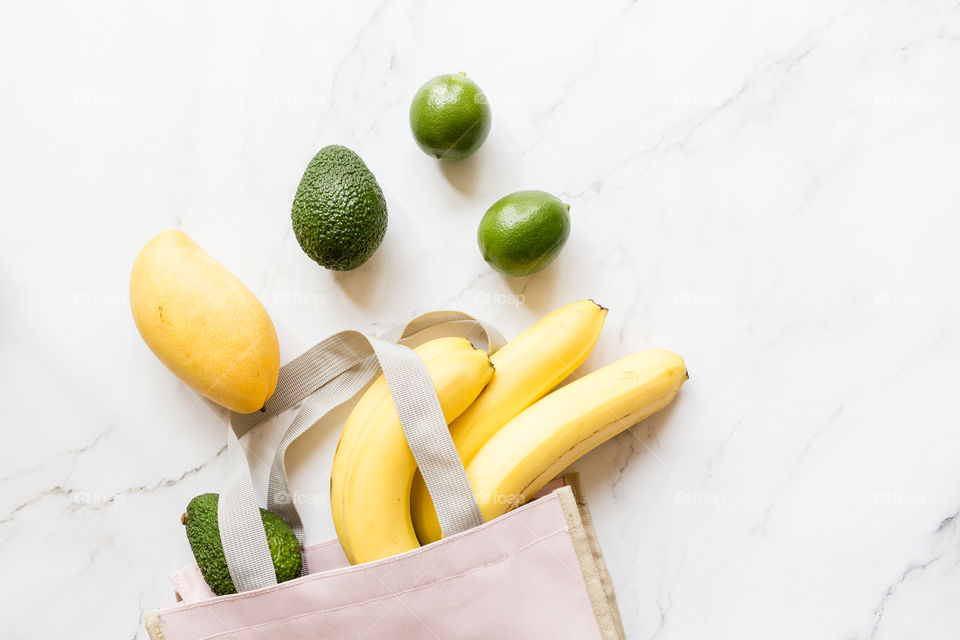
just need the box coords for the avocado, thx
[291,145,388,271]
[182,493,302,596]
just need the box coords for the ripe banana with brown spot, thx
[330,338,494,564]
[329,337,475,535]
[411,299,607,544]
[466,349,687,522]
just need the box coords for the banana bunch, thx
[411,299,607,544]
[330,300,687,565]
[330,337,493,564]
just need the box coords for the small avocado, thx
[291,145,388,271]
[183,493,302,596]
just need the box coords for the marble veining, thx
[1,0,959,637]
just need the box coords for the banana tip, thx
[589,298,609,312]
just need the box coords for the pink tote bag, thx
[144,312,627,640]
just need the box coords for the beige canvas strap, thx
[218,312,504,590]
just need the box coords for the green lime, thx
[409,73,491,161]
[477,190,571,277]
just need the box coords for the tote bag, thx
[145,311,627,639]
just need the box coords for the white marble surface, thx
[2,0,959,637]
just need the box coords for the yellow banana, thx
[411,299,607,543]
[466,349,687,522]
[329,337,475,533]
[331,339,494,564]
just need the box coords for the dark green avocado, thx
[291,145,388,271]
[182,493,302,596]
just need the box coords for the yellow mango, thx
[130,230,280,413]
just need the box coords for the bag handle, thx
[218,312,505,592]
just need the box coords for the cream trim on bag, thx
[144,610,164,640]
[557,474,628,640]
